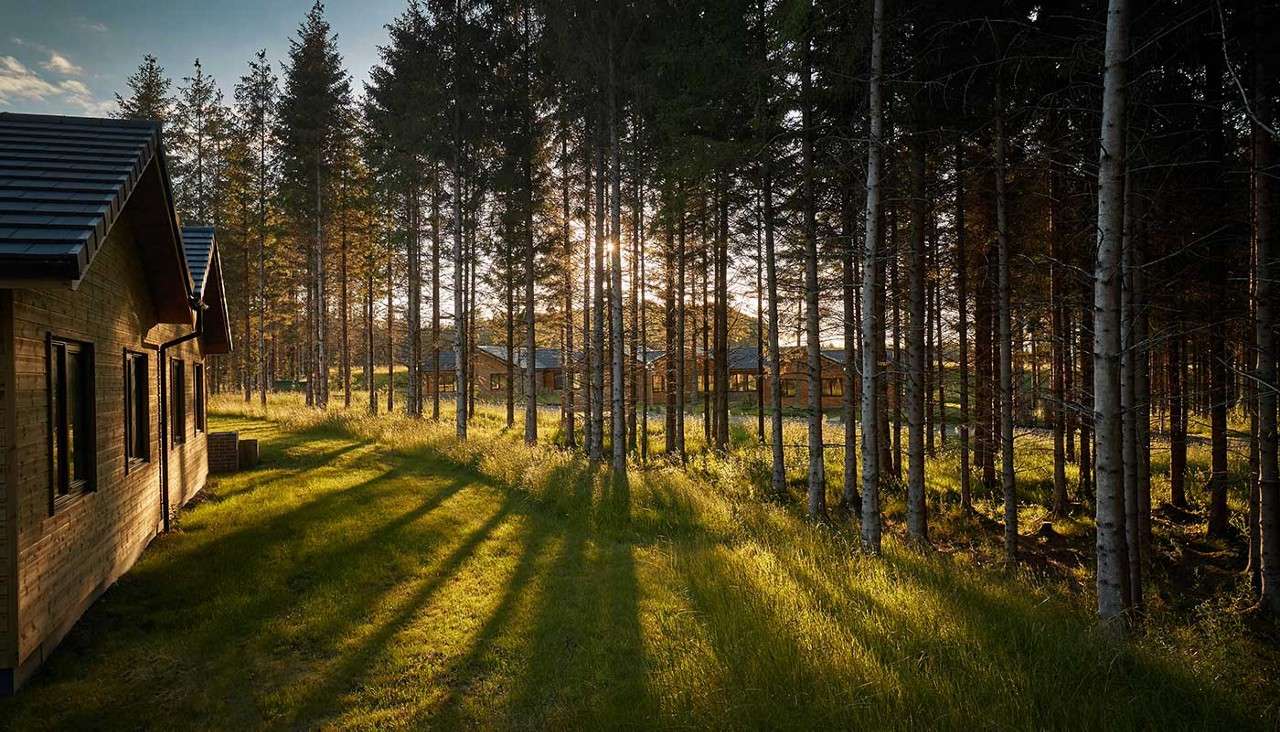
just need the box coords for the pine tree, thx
[115,54,173,123]
[276,1,352,410]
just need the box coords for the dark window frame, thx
[47,333,96,512]
[170,359,186,446]
[193,362,206,433]
[124,349,150,470]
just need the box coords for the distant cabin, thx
[0,113,232,693]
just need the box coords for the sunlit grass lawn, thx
[0,394,1273,729]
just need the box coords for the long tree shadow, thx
[284,490,525,727]
[1,418,495,729]
[488,463,656,728]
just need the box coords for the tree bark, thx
[801,12,825,520]
[609,40,626,473]
[1253,9,1278,611]
[861,0,885,550]
[906,113,928,542]
[956,134,971,511]
[1093,0,1131,633]
[995,82,1017,562]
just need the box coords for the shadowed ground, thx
[0,406,1271,730]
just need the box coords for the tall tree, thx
[115,53,173,123]
[1093,0,1131,633]
[277,1,353,411]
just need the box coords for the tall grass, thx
[182,391,1276,728]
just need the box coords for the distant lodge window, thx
[438,374,457,393]
[822,378,843,397]
[652,374,665,393]
[552,372,564,390]
[124,351,149,466]
[780,379,799,398]
[48,335,96,504]
[729,373,759,392]
[171,360,186,445]
[489,373,507,391]
[194,363,206,433]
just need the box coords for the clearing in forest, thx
[0,402,1271,730]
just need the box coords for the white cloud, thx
[0,55,59,102]
[59,79,89,95]
[43,52,83,76]
[0,54,112,115]
[76,18,109,33]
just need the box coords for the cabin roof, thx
[182,225,214,296]
[0,112,193,323]
[181,226,232,354]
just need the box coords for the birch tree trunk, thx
[1093,0,1131,632]
[860,0,885,551]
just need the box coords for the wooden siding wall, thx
[0,291,13,674]
[4,220,208,684]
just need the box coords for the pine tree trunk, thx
[956,135,971,511]
[1121,179,1142,611]
[507,258,515,427]
[1253,15,1280,610]
[891,231,903,482]
[1049,150,1067,514]
[562,127,576,447]
[592,134,606,461]
[906,115,928,542]
[387,223,395,414]
[801,15,825,520]
[582,122,593,453]
[1093,0,1131,632]
[995,84,1017,562]
[341,184,351,410]
[676,193,687,461]
[764,161,785,496]
[367,254,376,415]
[609,45,625,473]
[432,174,441,421]
[1169,327,1187,506]
[842,186,860,513]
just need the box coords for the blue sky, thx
[0,0,405,117]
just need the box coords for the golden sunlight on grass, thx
[0,394,1271,729]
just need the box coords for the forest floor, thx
[0,396,1275,729]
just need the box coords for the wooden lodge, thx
[0,113,232,693]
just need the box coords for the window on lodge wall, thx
[822,378,843,397]
[780,380,799,398]
[124,350,149,466]
[489,373,506,391]
[171,359,186,445]
[194,363,206,432]
[48,335,96,506]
